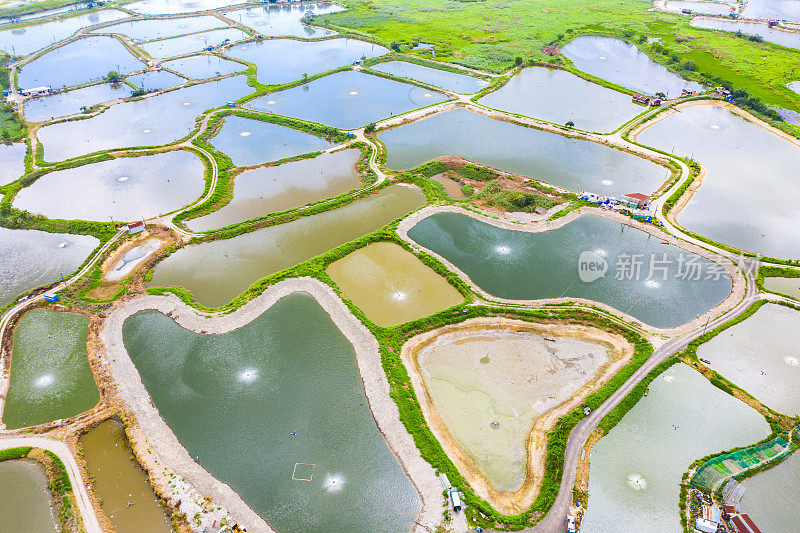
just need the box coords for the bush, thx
[475,179,558,213]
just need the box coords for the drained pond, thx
[0,459,59,532]
[581,364,770,532]
[3,309,98,429]
[151,184,426,307]
[79,419,173,533]
[187,149,361,232]
[13,150,205,221]
[478,67,643,132]
[379,108,670,197]
[122,293,421,532]
[636,103,800,258]
[406,212,731,329]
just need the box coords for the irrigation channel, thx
[0,2,798,532]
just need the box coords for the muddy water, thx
[0,228,98,307]
[151,184,426,307]
[407,212,732,329]
[0,460,59,532]
[92,15,227,41]
[326,242,463,326]
[582,364,770,532]
[225,3,343,37]
[208,115,333,167]
[697,303,800,415]
[140,27,249,58]
[247,70,447,129]
[24,82,129,122]
[370,60,486,93]
[162,53,245,79]
[226,38,387,85]
[432,173,467,199]
[0,9,127,55]
[18,36,144,89]
[36,75,252,161]
[3,309,98,429]
[187,149,361,232]
[741,450,800,531]
[79,419,172,533]
[0,142,26,186]
[122,293,421,532]
[478,67,643,132]
[763,276,800,298]
[417,327,609,492]
[14,151,205,221]
[561,36,703,98]
[380,108,670,197]
[106,237,163,281]
[637,104,800,258]
[692,17,800,50]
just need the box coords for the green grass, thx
[0,0,86,18]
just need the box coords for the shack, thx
[694,517,717,533]
[448,488,462,512]
[126,220,145,235]
[621,193,650,209]
[44,292,59,302]
[729,513,762,533]
[22,86,52,97]
[632,94,650,105]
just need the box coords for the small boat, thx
[699,358,711,365]
[644,388,649,397]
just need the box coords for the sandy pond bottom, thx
[582,364,769,532]
[79,419,172,533]
[326,242,463,327]
[122,293,420,532]
[0,459,59,532]
[416,326,611,492]
[3,309,98,430]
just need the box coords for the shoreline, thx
[97,276,443,533]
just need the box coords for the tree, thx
[515,56,523,66]
[364,122,376,133]
[390,41,401,53]
[655,91,666,100]
[565,120,574,128]
[106,71,122,83]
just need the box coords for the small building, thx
[127,220,145,235]
[702,504,721,524]
[44,292,59,302]
[621,193,650,209]
[448,488,462,512]
[730,514,762,533]
[226,101,236,107]
[347,133,356,139]
[723,504,738,515]
[695,517,717,533]
[632,94,650,105]
[649,98,662,107]
[22,86,52,96]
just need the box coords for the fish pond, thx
[24,82,129,122]
[208,115,334,167]
[666,1,733,15]
[37,75,252,161]
[79,419,172,533]
[415,325,612,492]
[0,142,26,186]
[14,150,205,221]
[741,449,800,531]
[19,35,144,89]
[697,303,800,415]
[763,275,800,299]
[326,242,463,326]
[370,60,485,94]
[478,67,644,132]
[741,0,800,21]
[126,69,185,91]
[151,184,426,307]
[187,149,361,232]
[126,0,243,15]
[432,173,467,199]
[0,460,59,532]
[636,104,800,258]
[162,53,245,79]
[0,228,98,306]
[92,14,227,41]
[139,27,249,58]
[581,363,770,532]
[406,212,732,329]
[224,3,342,37]
[691,17,800,50]
[3,309,98,429]
[247,70,447,129]
[122,293,421,532]
[0,9,127,55]
[561,36,703,98]
[225,38,387,85]
[379,108,670,196]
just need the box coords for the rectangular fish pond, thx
[150,184,426,308]
[246,70,448,129]
[24,82,131,122]
[121,293,421,532]
[406,212,732,329]
[3,309,99,429]
[581,363,770,532]
[92,14,228,41]
[79,419,173,533]
[369,60,486,94]
[379,108,670,197]
[138,27,250,58]
[162,53,245,79]
[224,3,343,37]
[187,149,362,232]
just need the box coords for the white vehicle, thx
[567,515,577,533]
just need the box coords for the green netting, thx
[691,437,791,493]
